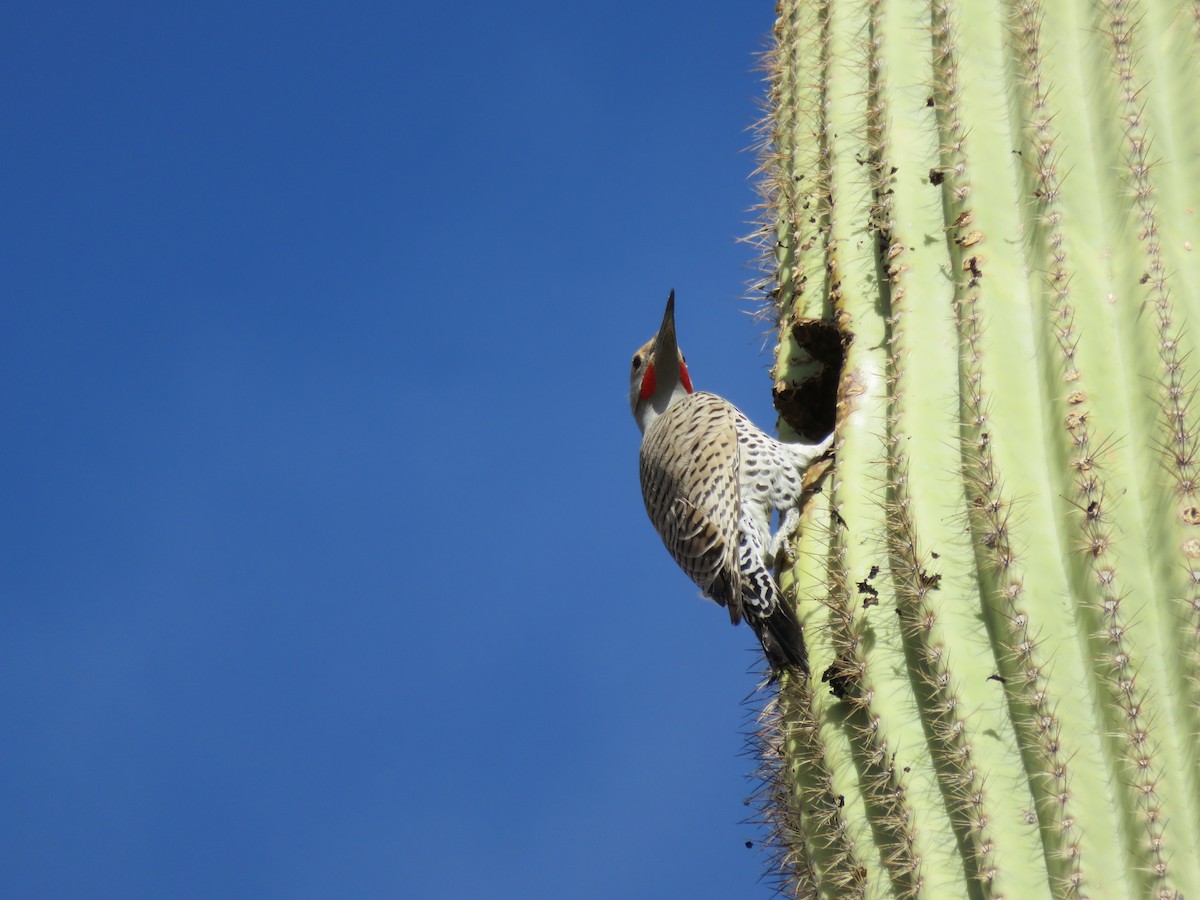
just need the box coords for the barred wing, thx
[639,392,744,624]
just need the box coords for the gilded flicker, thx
[630,291,832,674]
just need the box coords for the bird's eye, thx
[633,354,643,370]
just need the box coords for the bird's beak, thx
[653,290,679,372]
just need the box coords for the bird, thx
[630,290,833,675]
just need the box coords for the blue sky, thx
[1,3,794,896]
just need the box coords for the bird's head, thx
[630,290,694,433]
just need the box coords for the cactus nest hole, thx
[773,317,849,440]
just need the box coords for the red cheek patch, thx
[679,362,694,393]
[639,364,657,400]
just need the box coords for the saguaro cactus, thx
[751,0,1200,896]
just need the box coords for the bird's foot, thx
[769,507,802,564]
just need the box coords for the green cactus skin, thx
[750,0,1200,896]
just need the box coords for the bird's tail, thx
[750,593,809,676]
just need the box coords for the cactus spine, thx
[753,0,1200,896]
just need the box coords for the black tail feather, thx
[751,599,809,676]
